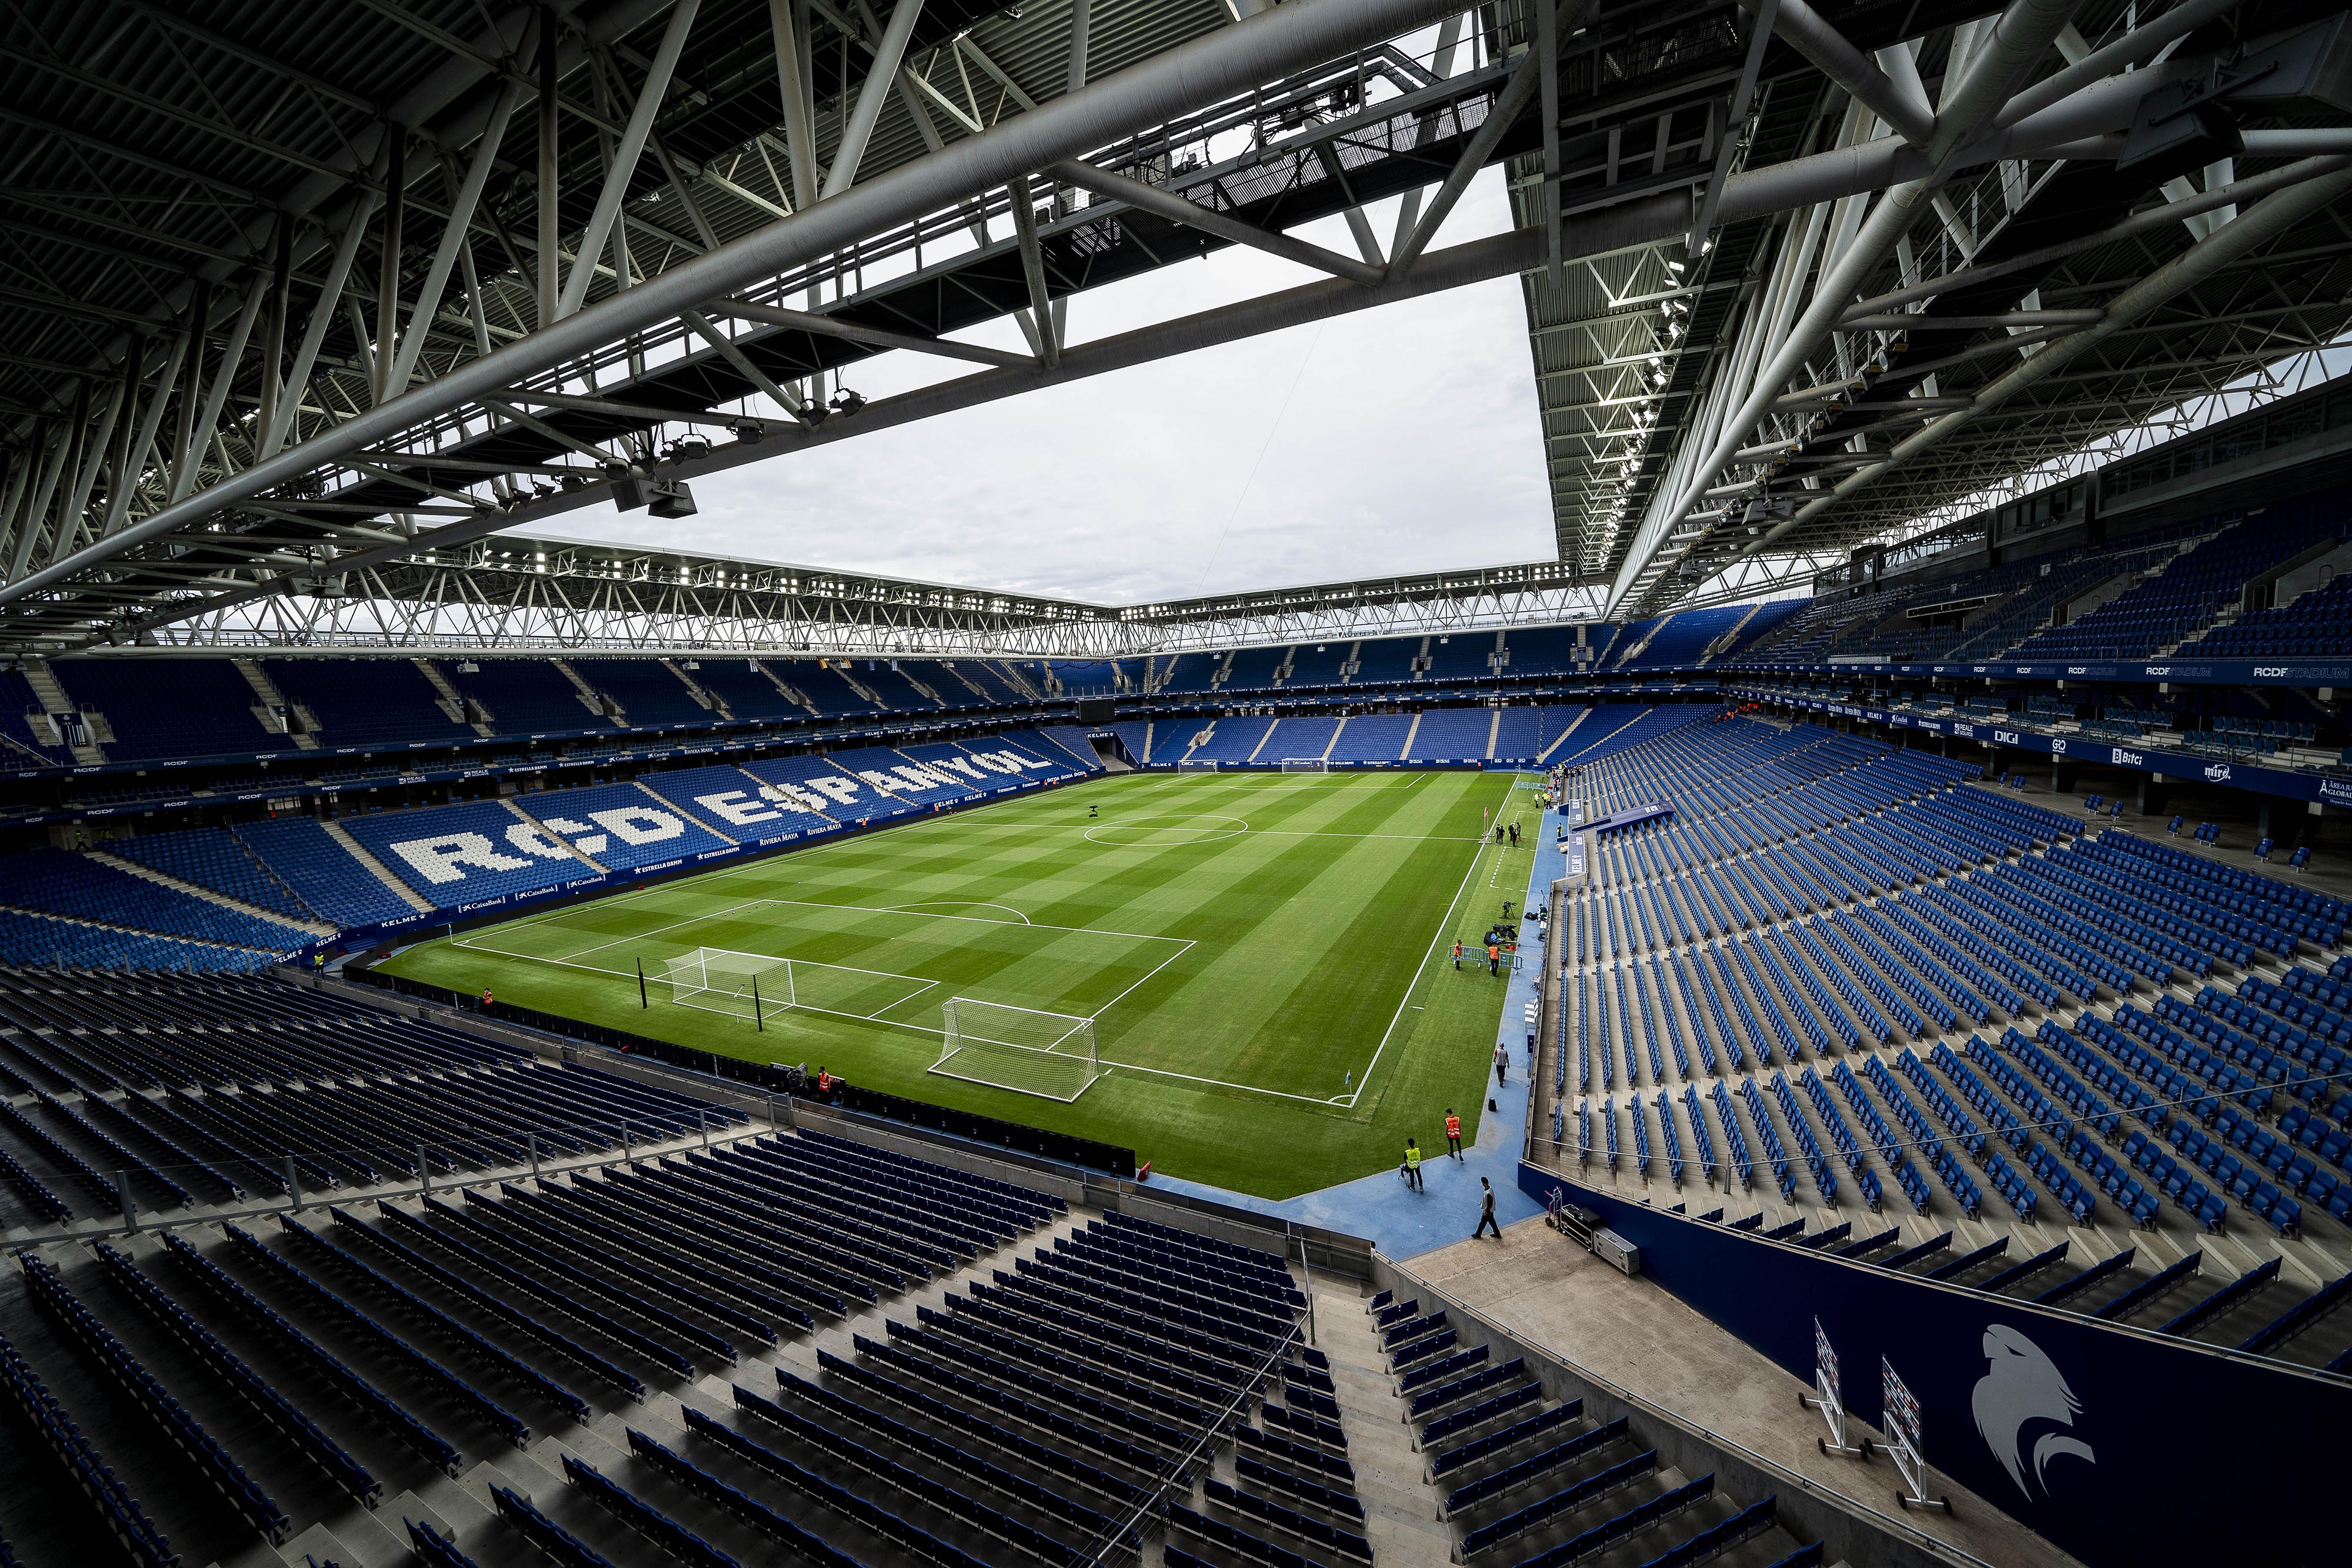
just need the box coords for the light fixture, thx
[828,387,867,416]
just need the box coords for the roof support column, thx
[557,0,701,319]
[823,0,926,200]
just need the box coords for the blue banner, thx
[1516,1163,2347,1566]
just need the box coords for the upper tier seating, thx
[563,660,710,727]
[1623,606,1749,667]
[2185,571,2352,659]
[1425,634,1500,683]
[1222,648,1287,692]
[439,660,606,734]
[1349,637,1420,686]
[261,658,470,750]
[1502,626,1580,676]
[859,664,946,711]
[49,658,298,761]
[2012,495,2348,660]
[683,659,811,722]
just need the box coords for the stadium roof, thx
[0,0,2346,654]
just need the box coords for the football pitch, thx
[379,768,1540,1198]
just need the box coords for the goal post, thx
[658,945,936,1022]
[662,947,794,1021]
[931,997,1102,1101]
[1281,758,1329,773]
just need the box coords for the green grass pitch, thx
[379,769,1540,1198]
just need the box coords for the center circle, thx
[1084,813,1248,847]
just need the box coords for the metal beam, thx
[824,0,927,200]
[716,296,1033,368]
[1753,0,1936,145]
[558,0,703,320]
[1050,160,1384,286]
[1743,164,2352,554]
[1007,173,1061,370]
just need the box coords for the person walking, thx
[1508,821,1521,847]
[1472,1177,1501,1239]
[1402,1139,1425,1191]
[1445,1108,1463,1160]
[1494,1040,1509,1085]
[1486,942,1500,977]
[1452,940,1464,971]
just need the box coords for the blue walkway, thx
[1151,798,1566,1260]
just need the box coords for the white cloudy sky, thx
[520,168,1556,604]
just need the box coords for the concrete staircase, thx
[661,658,731,720]
[753,659,822,715]
[86,850,335,937]
[897,666,951,708]
[20,656,106,764]
[940,663,994,704]
[1315,1277,1454,1567]
[551,660,624,726]
[233,657,320,749]
[322,819,436,912]
[413,659,497,736]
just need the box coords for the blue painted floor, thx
[1152,800,1566,1259]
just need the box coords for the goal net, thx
[660,946,931,1022]
[931,997,1101,1101]
[1281,758,1329,773]
[663,947,794,1021]
[1178,758,1220,772]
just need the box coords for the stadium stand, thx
[45,659,299,763]
[2012,501,2349,660]
[1406,707,1494,763]
[1185,716,1278,765]
[233,817,422,928]
[681,658,813,722]
[1545,708,2352,1376]
[514,783,738,868]
[1326,712,1412,763]
[0,850,309,952]
[1258,715,1339,764]
[341,800,593,902]
[439,657,617,733]
[562,660,713,727]
[260,658,473,750]
[2186,570,2352,658]
[106,828,318,925]
[1106,720,1156,765]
